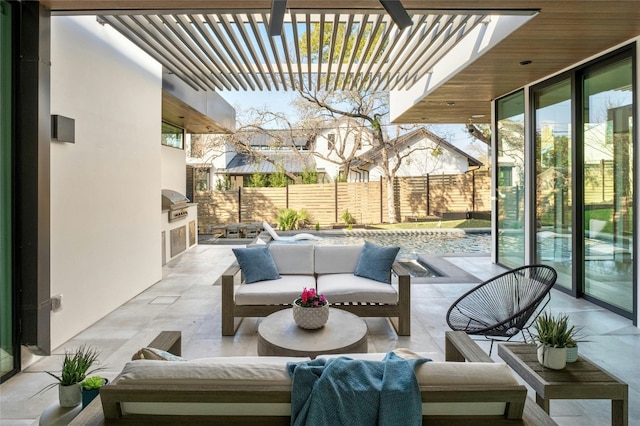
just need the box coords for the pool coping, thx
[412,253,486,284]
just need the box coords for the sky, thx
[218,90,489,161]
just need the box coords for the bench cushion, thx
[314,245,363,274]
[115,356,518,418]
[269,244,314,275]
[117,356,308,386]
[235,275,316,305]
[317,273,398,303]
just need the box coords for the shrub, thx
[277,208,299,230]
[301,167,319,184]
[341,209,355,225]
[269,170,288,187]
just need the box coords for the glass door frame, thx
[529,72,579,298]
[493,44,636,324]
[576,47,637,320]
[0,0,17,383]
[493,89,527,269]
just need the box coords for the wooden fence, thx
[194,169,491,229]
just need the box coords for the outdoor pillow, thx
[131,347,186,361]
[354,240,400,284]
[232,245,281,284]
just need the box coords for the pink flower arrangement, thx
[297,287,327,308]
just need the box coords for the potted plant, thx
[81,375,108,409]
[292,287,329,329]
[533,312,578,370]
[41,344,103,407]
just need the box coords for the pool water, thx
[312,229,491,258]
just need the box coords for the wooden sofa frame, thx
[221,261,411,336]
[71,330,557,425]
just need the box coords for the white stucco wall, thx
[50,16,162,348]
[161,145,186,193]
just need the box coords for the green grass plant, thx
[35,344,104,396]
[533,312,578,348]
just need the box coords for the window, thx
[327,133,335,150]
[161,122,184,149]
[581,54,633,313]
[498,166,513,186]
[194,168,209,191]
[534,77,572,290]
[495,90,526,269]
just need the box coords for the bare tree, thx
[296,87,438,223]
[466,123,491,146]
[195,107,317,184]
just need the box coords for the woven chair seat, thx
[446,265,557,345]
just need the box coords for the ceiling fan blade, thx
[380,0,413,29]
[269,0,287,36]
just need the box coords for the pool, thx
[270,229,491,257]
[312,229,489,257]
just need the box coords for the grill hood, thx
[162,189,190,210]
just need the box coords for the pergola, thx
[39,1,640,123]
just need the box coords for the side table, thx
[498,343,628,426]
[258,308,368,358]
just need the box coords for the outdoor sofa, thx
[221,242,411,336]
[70,330,557,425]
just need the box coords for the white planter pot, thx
[537,344,567,370]
[292,299,330,329]
[59,383,82,407]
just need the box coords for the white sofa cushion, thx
[269,244,314,275]
[317,273,398,303]
[235,275,315,305]
[314,245,363,274]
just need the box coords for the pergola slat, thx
[97,9,500,93]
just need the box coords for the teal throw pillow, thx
[232,246,281,284]
[354,241,400,284]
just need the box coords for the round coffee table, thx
[257,308,368,358]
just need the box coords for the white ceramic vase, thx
[59,383,82,407]
[292,299,330,329]
[537,344,567,370]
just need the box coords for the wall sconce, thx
[51,115,75,143]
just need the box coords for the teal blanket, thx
[286,352,430,426]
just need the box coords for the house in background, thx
[349,127,483,182]
[188,121,481,187]
[311,117,375,181]
[188,129,318,190]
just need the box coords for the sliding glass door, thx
[0,0,15,382]
[534,78,573,290]
[496,91,526,268]
[582,56,634,312]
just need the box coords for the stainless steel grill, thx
[162,189,190,222]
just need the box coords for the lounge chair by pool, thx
[262,221,321,241]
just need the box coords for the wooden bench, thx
[70,330,552,425]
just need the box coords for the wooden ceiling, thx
[41,1,640,124]
[162,91,231,134]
